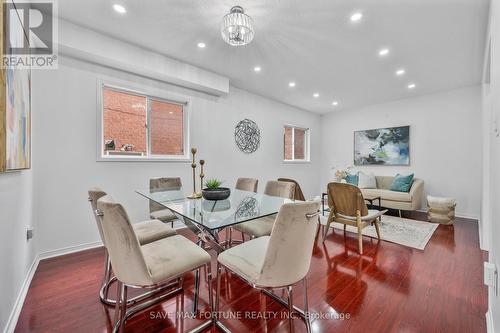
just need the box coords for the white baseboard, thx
[2,241,104,333]
[3,255,39,333]
[38,240,103,260]
[486,310,495,333]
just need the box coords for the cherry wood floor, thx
[15,213,488,333]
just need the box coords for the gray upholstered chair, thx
[216,201,320,332]
[235,177,259,192]
[88,188,177,306]
[323,182,387,254]
[97,195,212,333]
[149,177,182,227]
[277,178,305,201]
[230,180,295,244]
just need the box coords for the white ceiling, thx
[54,0,489,114]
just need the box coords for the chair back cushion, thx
[97,195,151,286]
[258,201,320,287]
[277,178,305,201]
[235,178,259,192]
[149,177,182,213]
[264,180,295,199]
[328,182,368,217]
[88,187,107,245]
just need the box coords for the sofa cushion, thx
[389,174,414,192]
[361,188,412,202]
[358,172,377,189]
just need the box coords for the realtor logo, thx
[3,0,58,69]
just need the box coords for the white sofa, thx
[360,176,424,212]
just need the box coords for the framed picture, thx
[0,1,32,172]
[354,126,410,166]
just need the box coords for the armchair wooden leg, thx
[374,220,381,239]
[322,213,334,242]
[357,225,363,254]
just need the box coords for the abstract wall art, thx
[0,2,32,172]
[354,126,410,165]
[234,119,260,154]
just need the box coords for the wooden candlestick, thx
[199,159,205,191]
[187,148,202,199]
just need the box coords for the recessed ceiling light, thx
[197,42,206,48]
[350,12,363,22]
[407,83,416,89]
[288,82,296,87]
[332,101,339,106]
[313,93,319,98]
[253,66,261,72]
[378,48,389,56]
[396,69,406,76]
[113,4,126,14]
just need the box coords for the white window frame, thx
[283,124,311,163]
[97,81,190,162]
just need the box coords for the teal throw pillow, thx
[345,172,359,186]
[390,174,414,192]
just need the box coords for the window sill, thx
[283,160,311,164]
[97,155,191,163]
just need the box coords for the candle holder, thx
[187,148,202,199]
[199,159,205,191]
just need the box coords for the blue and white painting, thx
[354,126,410,165]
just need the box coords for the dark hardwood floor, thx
[15,213,488,333]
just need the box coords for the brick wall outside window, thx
[102,88,184,156]
[103,89,147,153]
[284,126,308,160]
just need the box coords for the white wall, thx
[0,171,35,331]
[483,0,500,331]
[31,56,322,253]
[320,86,482,218]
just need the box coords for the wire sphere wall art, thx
[234,119,260,153]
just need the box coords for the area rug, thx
[319,215,439,250]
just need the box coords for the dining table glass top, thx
[136,187,292,231]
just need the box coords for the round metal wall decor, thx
[234,118,260,153]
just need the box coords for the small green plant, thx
[205,179,222,189]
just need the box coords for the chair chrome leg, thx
[206,264,213,312]
[215,263,222,314]
[113,281,122,325]
[100,250,112,304]
[287,286,295,333]
[241,231,245,243]
[228,227,233,248]
[193,267,200,314]
[303,278,312,333]
[118,284,127,333]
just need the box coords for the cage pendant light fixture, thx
[221,6,254,46]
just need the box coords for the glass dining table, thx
[136,187,290,253]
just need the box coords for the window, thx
[100,85,188,160]
[284,125,310,161]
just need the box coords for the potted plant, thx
[202,179,231,201]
